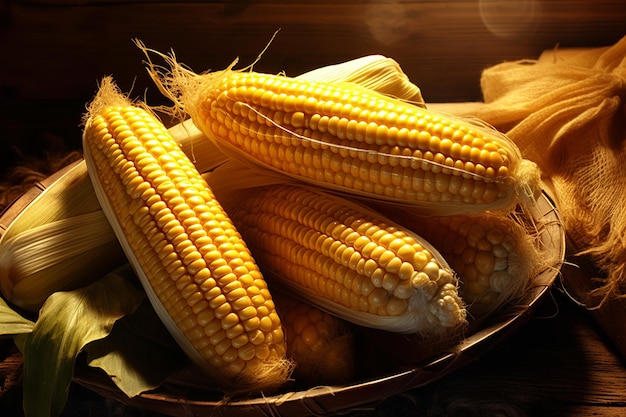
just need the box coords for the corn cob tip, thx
[515,158,543,205]
[82,76,133,124]
[134,39,231,124]
[406,272,467,334]
[228,355,296,393]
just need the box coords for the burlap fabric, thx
[469,36,626,304]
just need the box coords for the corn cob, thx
[141,44,542,215]
[273,290,355,386]
[81,77,291,391]
[217,182,466,335]
[375,205,544,317]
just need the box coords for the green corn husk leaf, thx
[0,296,35,336]
[84,299,191,397]
[18,265,145,417]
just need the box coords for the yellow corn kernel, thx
[142,45,542,215]
[273,291,355,386]
[375,205,543,317]
[222,183,466,335]
[81,77,291,392]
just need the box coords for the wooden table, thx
[2,286,625,417]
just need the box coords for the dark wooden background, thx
[2,0,626,180]
[4,0,626,103]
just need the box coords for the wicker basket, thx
[0,160,565,417]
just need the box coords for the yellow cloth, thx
[471,36,626,301]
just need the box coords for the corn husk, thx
[297,54,426,107]
[0,161,126,312]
